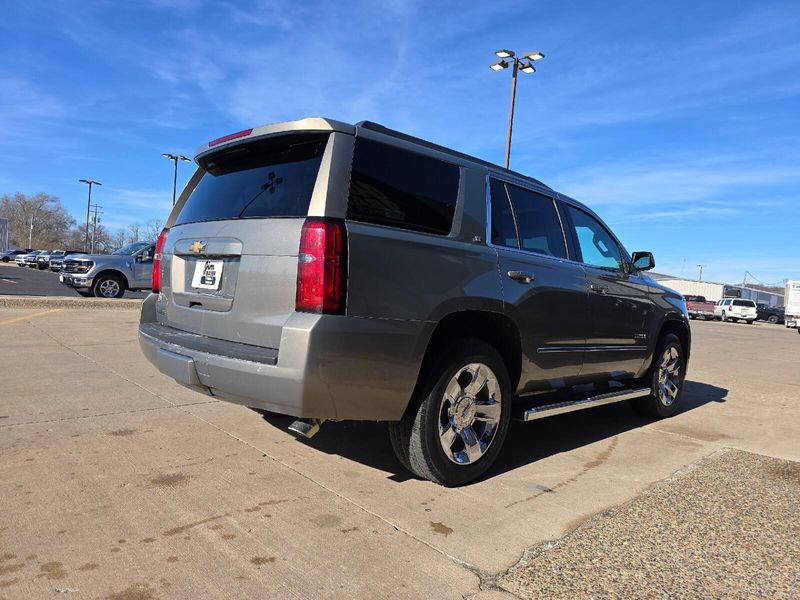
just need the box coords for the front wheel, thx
[389,339,512,486]
[631,333,685,419]
[93,274,125,298]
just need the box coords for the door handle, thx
[508,270,535,284]
[590,284,609,294]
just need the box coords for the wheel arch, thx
[658,317,690,364]
[412,310,522,407]
[93,269,129,290]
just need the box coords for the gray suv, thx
[139,118,691,486]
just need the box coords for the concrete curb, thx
[0,295,143,310]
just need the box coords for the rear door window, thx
[347,138,460,235]
[489,178,519,248]
[174,133,330,226]
[504,183,567,259]
[733,300,755,307]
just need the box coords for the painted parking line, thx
[0,308,62,326]
[1,278,17,284]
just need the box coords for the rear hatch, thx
[159,132,331,349]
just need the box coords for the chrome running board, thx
[521,387,650,422]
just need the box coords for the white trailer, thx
[785,280,800,329]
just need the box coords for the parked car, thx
[1,249,29,262]
[35,250,65,270]
[756,304,784,325]
[684,295,716,320]
[23,250,46,267]
[49,251,87,272]
[15,250,37,266]
[138,118,692,486]
[59,241,155,298]
[714,298,757,323]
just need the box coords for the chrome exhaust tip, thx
[288,418,324,439]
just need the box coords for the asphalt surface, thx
[0,313,798,599]
[0,262,147,299]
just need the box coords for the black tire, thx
[630,333,685,419]
[388,339,512,486]
[721,311,727,322]
[92,274,125,298]
[767,315,778,324]
[746,320,754,325]
[76,290,94,298]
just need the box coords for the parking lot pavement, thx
[0,263,146,298]
[1,312,798,599]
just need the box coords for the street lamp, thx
[79,179,102,252]
[489,48,545,169]
[162,153,191,206]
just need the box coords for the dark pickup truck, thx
[757,304,784,324]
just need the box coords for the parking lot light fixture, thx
[524,51,545,61]
[490,47,545,169]
[79,179,102,253]
[162,153,191,206]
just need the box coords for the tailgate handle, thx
[508,270,535,284]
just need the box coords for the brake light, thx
[295,219,347,314]
[208,128,253,147]
[152,228,169,293]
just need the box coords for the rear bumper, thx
[138,294,429,420]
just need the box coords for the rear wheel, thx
[746,320,754,325]
[93,274,125,299]
[767,315,778,324]
[630,333,685,419]
[721,311,728,322]
[388,339,512,486]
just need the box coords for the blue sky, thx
[1,0,798,285]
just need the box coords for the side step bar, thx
[521,387,650,422]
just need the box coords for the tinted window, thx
[504,184,567,259]
[175,133,329,226]
[489,178,518,248]
[347,138,459,235]
[566,206,623,271]
[733,300,755,307]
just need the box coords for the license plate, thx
[191,260,224,290]
[59,275,64,282]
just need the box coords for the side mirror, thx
[631,251,655,271]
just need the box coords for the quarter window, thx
[566,206,623,271]
[489,178,567,259]
[347,138,460,235]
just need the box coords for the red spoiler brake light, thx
[208,128,254,147]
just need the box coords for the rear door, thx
[489,178,588,392]
[159,132,333,349]
[562,204,652,379]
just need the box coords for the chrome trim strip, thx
[522,387,650,421]
[537,345,648,353]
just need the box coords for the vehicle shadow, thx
[260,380,728,483]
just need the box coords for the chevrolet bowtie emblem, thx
[189,241,205,254]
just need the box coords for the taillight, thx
[152,228,169,293]
[295,218,347,314]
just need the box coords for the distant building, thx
[652,274,783,307]
[0,218,8,252]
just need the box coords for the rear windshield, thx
[174,133,330,226]
[733,300,755,307]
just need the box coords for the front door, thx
[133,246,155,289]
[562,204,651,378]
[489,178,588,393]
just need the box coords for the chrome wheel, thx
[657,346,682,407]
[98,279,120,298]
[438,363,502,465]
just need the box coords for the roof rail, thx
[355,120,552,190]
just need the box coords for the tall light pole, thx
[162,153,191,205]
[79,179,102,252]
[490,49,545,169]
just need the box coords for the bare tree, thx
[0,192,75,248]
[141,218,165,241]
[110,229,127,251]
[127,223,141,244]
